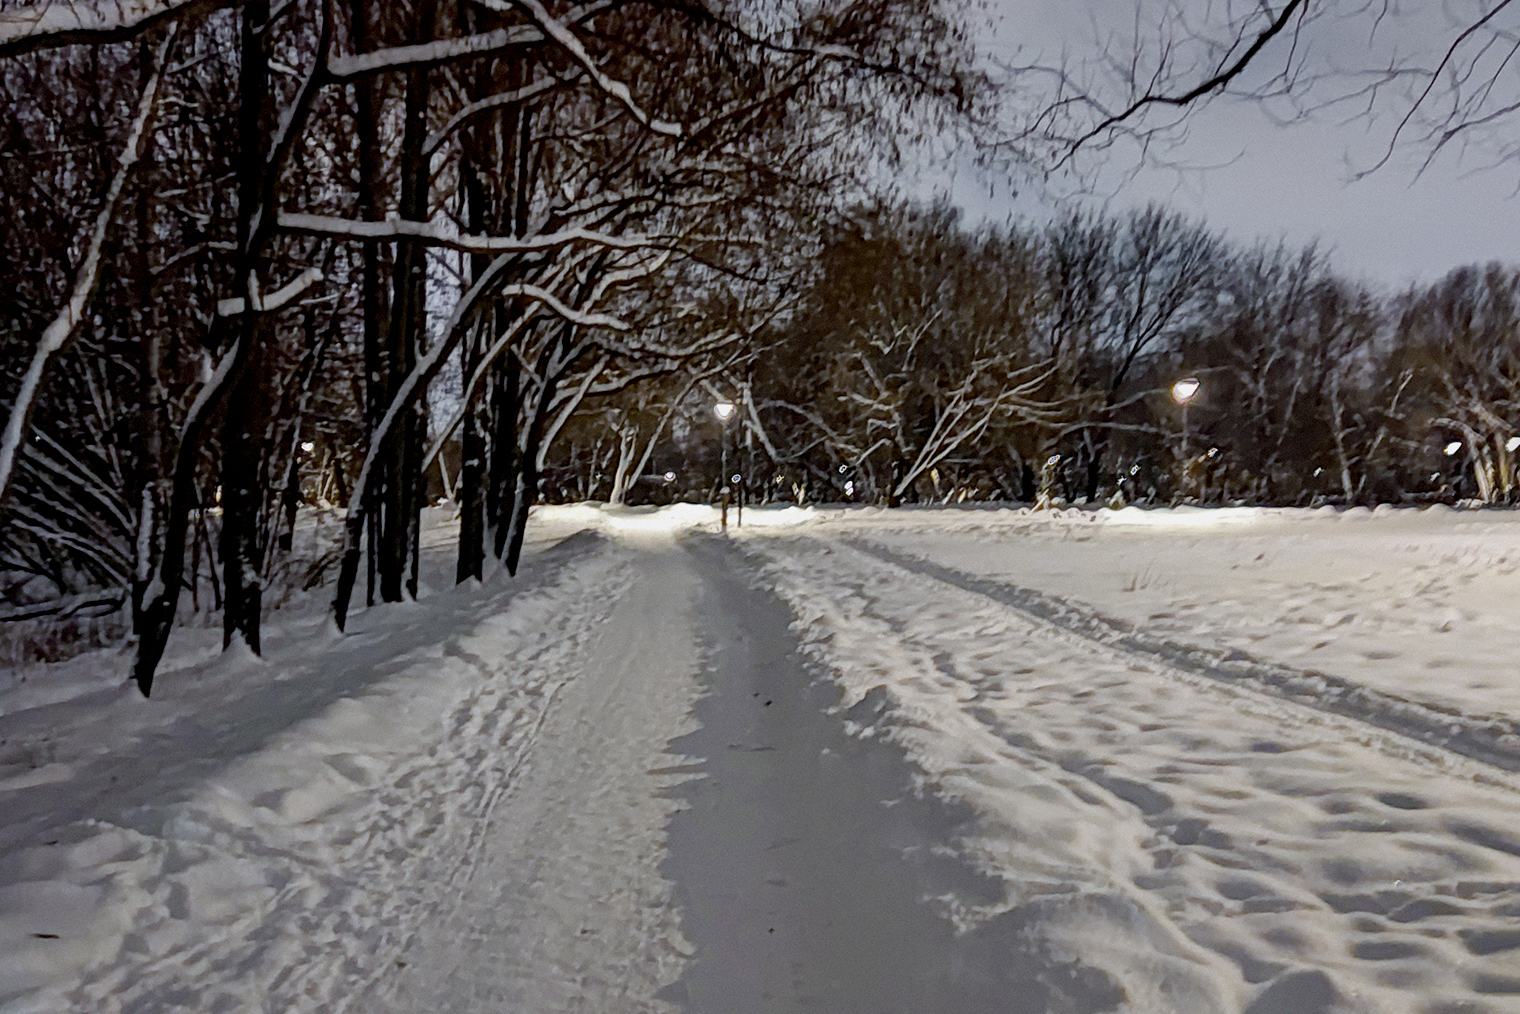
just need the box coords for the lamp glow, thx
[1171,378,1200,404]
[1444,441,1462,457]
[713,401,736,423]
[1507,436,1520,453]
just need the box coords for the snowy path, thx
[366,537,702,1014]
[7,505,1520,1014]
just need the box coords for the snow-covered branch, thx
[485,0,681,137]
[326,25,540,80]
[215,266,323,316]
[0,25,176,508]
[425,74,570,156]
[0,0,205,54]
[277,212,660,256]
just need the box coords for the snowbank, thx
[0,528,630,1013]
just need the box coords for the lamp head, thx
[1171,378,1200,404]
[713,400,737,423]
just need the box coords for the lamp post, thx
[713,400,736,529]
[1171,377,1200,500]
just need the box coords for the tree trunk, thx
[218,0,272,655]
[379,0,436,601]
[350,0,387,609]
[220,324,272,652]
[455,124,488,583]
[488,350,520,560]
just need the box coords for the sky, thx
[946,0,1520,289]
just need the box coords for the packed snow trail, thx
[368,533,1123,1012]
[662,536,1126,1013]
[365,534,703,1013]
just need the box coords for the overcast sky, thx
[944,0,1520,289]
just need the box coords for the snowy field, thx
[2,503,1520,1013]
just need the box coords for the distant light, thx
[300,441,315,453]
[713,401,736,422]
[1507,436,1520,453]
[1444,441,1462,457]
[1129,464,1139,475]
[1171,378,1200,404]
[1045,454,1060,467]
[731,473,742,484]
[844,480,854,497]
[1313,467,1323,477]
[663,470,676,483]
[839,464,848,474]
[1206,447,1219,458]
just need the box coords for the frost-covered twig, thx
[0,25,176,508]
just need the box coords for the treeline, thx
[540,202,1520,512]
[0,0,977,688]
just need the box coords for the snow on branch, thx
[0,0,208,55]
[0,25,176,509]
[326,25,540,80]
[425,74,571,156]
[276,212,660,255]
[215,267,323,316]
[489,0,681,137]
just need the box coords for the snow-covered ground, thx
[3,503,1519,1014]
[740,505,1520,1013]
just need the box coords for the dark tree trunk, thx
[349,0,387,609]
[504,332,570,576]
[378,0,435,601]
[218,0,272,655]
[220,325,272,652]
[455,60,489,584]
[489,350,520,560]
[456,320,486,582]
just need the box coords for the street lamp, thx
[1172,377,1200,451]
[713,400,737,528]
[1172,377,1200,500]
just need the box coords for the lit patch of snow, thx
[533,501,820,532]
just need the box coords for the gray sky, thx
[948,0,1520,289]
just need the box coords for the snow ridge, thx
[848,538,1520,773]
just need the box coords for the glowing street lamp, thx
[713,399,738,528]
[1507,436,1520,453]
[1444,440,1463,457]
[1172,378,1201,493]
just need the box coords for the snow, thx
[740,506,1520,1013]
[5,502,1520,1013]
[0,513,638,1013]
[809,503,1520,719]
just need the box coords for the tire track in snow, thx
[847,537,1520,775]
